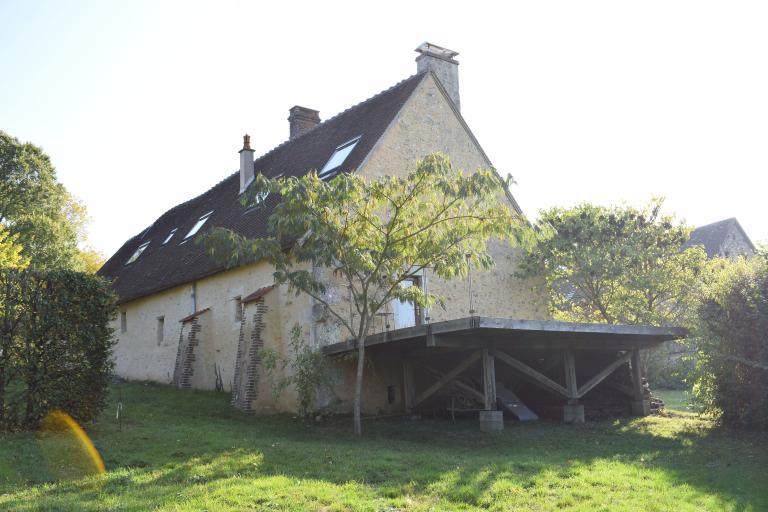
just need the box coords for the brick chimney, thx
[239,134,254,194]
[415,42,460,111]
[288,106,320,140]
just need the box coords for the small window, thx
[125,241,150,265]
[234,296,243,322]
[162,228,178,245]
[184,211,213,240]
[157,316,165,344]
[243,192,269,214]
[120,311,127,333]
[319,136,360,178]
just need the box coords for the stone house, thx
[100,43,681,423]
[683,217,756,260]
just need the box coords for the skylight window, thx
[162,228,178,245]
[319,136,360,178]
[184,211,213,240]
[125,241,150,265]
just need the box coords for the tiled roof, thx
[242,285,275,304]
[682,217,756,258]
[99,73,427,303]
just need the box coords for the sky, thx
[1,1,767,257]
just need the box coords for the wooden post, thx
[630,348,644,400]
[482,348,497,410]
[563,348,584,423]
[630,347,650,416]
[403,359,416,413]
[563,349,578,404]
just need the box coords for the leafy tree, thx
[0,131,88,270]
[204,153,531,435]
[520,198,706,325]
[692,255,768,428]
[0,225,28,269]
[519,199,707,384]
[76,246,106,274]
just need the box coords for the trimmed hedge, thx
[0,269,116,431]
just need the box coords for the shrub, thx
[260,324,331,417]
[0,269,117,430]
[692,256,768,428]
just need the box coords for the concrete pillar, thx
[479,410,504,432]
[563,404,585,424]
[631,400,651,416]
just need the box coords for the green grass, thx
[1,382,767,511]
[655,388,700,413]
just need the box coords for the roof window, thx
[318,136,360,179]
[161,228,178,245]
[125,241,150,265]
[183,211,213,240]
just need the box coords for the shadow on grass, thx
[1,382,766,511]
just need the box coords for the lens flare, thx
[38,410,105,481]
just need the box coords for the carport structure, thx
[322,316,686,429]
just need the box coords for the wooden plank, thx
[563,349,578,402]
[496,383,539,421]
[413,351,481,407]
[424,366,485,403]
[493,350,569,398]
[630,348,644,400]
[403,360,416,412]
[482,349,497,410]
[576,351,631,398]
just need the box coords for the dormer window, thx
[318,136,360,179]
[161,228,178,245]
[125,241,150,265]
[183,211,213,240]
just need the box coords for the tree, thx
[204,153,531,435]
[519,199,707,384]
[0,225,28,269]
[0,131,88,271]
[692,254,768,428]
[76,246,106,274]
[520,198,706,325]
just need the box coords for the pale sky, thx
[2,1,766,257]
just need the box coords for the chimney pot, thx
[288,106,320,140]
[415,42,460,111]
[238,134,255,194]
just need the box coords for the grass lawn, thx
[1,382,766,511]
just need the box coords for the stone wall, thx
[112,72,549,415]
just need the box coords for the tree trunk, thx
[353,318,370,436]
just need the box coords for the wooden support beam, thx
[403,360,416,412]
[630,348,644,400]
[413,351,481,407]
[424,366,485,403]
[482,349,497,410]
[493,350,569,398]
[576,351,631,399]
[563,349,578,403]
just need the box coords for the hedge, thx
[0,269,116,431]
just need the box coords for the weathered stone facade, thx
[111,71,550,416]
